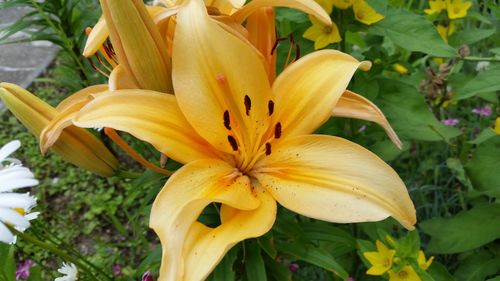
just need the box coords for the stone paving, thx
[0,3,58,92]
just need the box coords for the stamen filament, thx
[104,128,172,176]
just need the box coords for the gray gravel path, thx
[0,5,58,89]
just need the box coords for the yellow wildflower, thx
[424,0,446,15]
[389,266,421,281]
[495,117,500,134]
[333,0,353,9]
[418,250,434,270]
[304,16,342,49]
[364,240,396,275]
[353,0,384,25]
[393,64,409,74]
[436,22,456,42]
[446,0,472,19]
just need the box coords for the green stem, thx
[8,226,100,281]
[29,0,92,82]
[462,56,500,62]
[116,169,141,179]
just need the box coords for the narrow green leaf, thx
[448,28,496,47]
[245,240,267,281]
[428,262,455,281]
[258,233,277,259]
[456,65,500,100]
[264,256,291,281]
[0,244,15,281]
[468,128,497,145]
[277,242,349,279]
[465,137,500,193]
[454,252,500,281]
[369,9,457,57]
[210,245,239,281]
[420,204,500,254]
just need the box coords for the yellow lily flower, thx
[446,0,472,19]
[0,83,118,177]
[353,0,384,25]
[389,266,421,281]
[304,16,342,50]
[417,250,434,270]
[333,0,353,9]
[364,240,396,275]
[495,117,500,135]
[70,0,415,279]
[424,0,446,15]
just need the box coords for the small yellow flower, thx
[389,266,421,281]
[417,250,434,270]
[393,64,409,74]
[353,0,384,25]
[446,0,472,19]
[332,0,353,9]
[304,16,342,49]
[495,117,500,135]
[364,240,396,275]
[436,22,456,42]
[314,0,335,13]
[424,0,446,15]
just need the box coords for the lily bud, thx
[99,0,173,93]
[0,83,119,177]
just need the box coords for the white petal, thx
[0,208,30,229]
[0,193,36,209]
[0,222,15,244]
[0,140,20,162]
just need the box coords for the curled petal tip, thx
[360,60,372,71]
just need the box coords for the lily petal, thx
[182,190,275,281]
[232,0,331,26]
[254,135,416,229]
[55,84,107,112]
[73,90,218,164]
[246,7,277,82]
[0,83,118,176]
[333,90,402,149]
[272,50,371,138]
[150,159,264,281]
[173,0,271,155]
[108,65,139,90]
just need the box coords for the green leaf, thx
[258,233,277,259]
[465,136,500,193]
[396,230,420,259]
[448,29,496,47]
[456,65,500,100]
[454,251,500,281]
[446,158,473,189]
[277,242,349,279]
[420,204,500,254]
[427,262,455,281]
[369,9,457,57]
[469,128,497,145]
[264,256,291,281]
[210,245,239,281]
[245,240,267,281]
[376,80,461,141]
[0,244,15,281]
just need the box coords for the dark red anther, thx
[227,135,238,151]
[244,95,252,116]
[268,100,274,116]
[223,110,231,130]
[265,142,272,155]
[274,122,282,139]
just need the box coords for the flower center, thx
[398,270,408,279]
[323,26,333,34]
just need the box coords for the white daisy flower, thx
[55,262,78,281]
[0,140,39,244]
